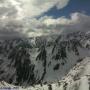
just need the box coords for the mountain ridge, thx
[0,31,89,87]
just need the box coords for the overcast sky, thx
[0,0,90,38]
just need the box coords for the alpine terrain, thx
[0,31,90,90]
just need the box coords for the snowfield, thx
[0,57,90,90]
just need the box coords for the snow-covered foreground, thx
[0,57,90,90]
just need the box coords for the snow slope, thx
[0,57,90,90]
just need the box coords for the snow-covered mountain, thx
[0,31,90,87]
[0,57,90,90]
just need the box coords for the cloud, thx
[0,0,90,38]
[0,0,70,18]
[0,19,26,39]
[15,0,70,18]
[0,0,23,19]
[0,0,70,38]
[25,13,90,37]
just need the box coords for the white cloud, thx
[0,0,23,19]
[15,0,70,18]
[0,0,70,38]
[0,0,70,18]
[0,0,90,38]
[25,13,90,37]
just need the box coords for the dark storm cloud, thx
[0,19,26,39]
[0,0,26,39]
